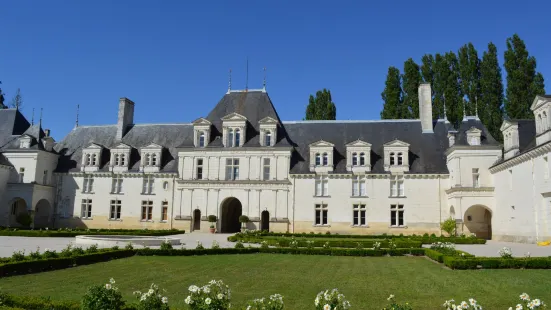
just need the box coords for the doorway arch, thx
[464,205,492,239]
[9,198,28,227]
[34,199,52,228]
[220,197,242,233]
[261,210,270,232]
[193,209,201,231]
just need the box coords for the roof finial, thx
[31,108,35,125]
[262,67,266,92]
[463,97,467,121]
[443,94,448,122]
[475,95,479,119]
[245,57,249,91]
[39,108,43,128]
[75,104,80,128]
[227,69,232,94]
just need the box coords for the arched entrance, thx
[9,198,28,227]
[261,210,270,231]
[193,209,201,231]
[34,199,52,228]
[220,197,242,233]
[464,205,492,239]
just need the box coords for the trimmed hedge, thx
[136,248,261,256]
[443,256,551,270]
[0,228,185,237]
[229,236,422,248]
[0,250,135,277]
[0,293,80,310]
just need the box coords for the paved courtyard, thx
[0,233,550,258]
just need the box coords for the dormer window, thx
[359,153,366,166]
[309,140,334,173]
[199,132,205,147]
[86,154,91,166]
[19,135,31,149]
[192,118,212,148]
[222,112,247,147]
[265,132,271,146]
[314,152,330,166]
[531,95,551,147]
[82,143,103,172]
[315,153,321,166]
[466,127,481,146]
[383,140,410,172]
[235,129,241,146]
[110,143,131,172]
[151,154,157,166]
[346,140,371,172]
[322,153,329,166]
[140,143,163,173]
[259,116,278,147]
[352,153,358,166]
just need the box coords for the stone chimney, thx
[116,98,135,141]
[418,83,433,133]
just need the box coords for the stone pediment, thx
[309,140,335,148]
[467,127,482,134]
[85,143,104,149]
[383,139,410,147]
[500,120,517,131]
[530,95,550,111]
[142,143,163,149]
[346,139,371,147]
[112,142,132,149]
[221,112,247,121]
[192,117,212,125]
[259,116,278,124]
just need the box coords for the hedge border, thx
[228,236,422,249]
[0,229,185,238]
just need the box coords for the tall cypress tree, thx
[432,54,446,121]
[305,89,337,120]
[433,52,463,126]
[421,54,435,85]
[402,58,422,118]
[381,67,403,119]
[0,84,5,109]
[480,42,504,141]
[458,43,481,115]
[504,34,546,119]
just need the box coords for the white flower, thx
[460,301,469,309]
[203,286,211,294]
[105,284,112,290]
[532,299,541,306]
[315,296,320,306]
[148,288,154,295]
[469,298,477,306]
[516,304,523,310]
[189,285,199,293]
[205,297,212,305]
[388,294,395,301]
[217,293,224,299]
[520,293,530,301]
[109,278,115,284]
[161,296,168,304]
[185,296,193,304]
[324,304,331,310]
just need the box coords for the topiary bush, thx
[81,278,125,310]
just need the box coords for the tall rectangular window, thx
[353,204,366,226]
[142,175,155,194]
[19,168,25,183]
[161,201,168,221]
[352,176,367,196]
[141,201,153,221]
[196,158,204,180]
[42,170,48,185]
[81,199,92,219]
[111,175,123,193]
[110,200,121,220]
[83,175,94,193]
[390,175,404,197]
[263,158,271,180]
[315,204,328,225]
[315,175,329,196]
[390,204,404,227]
[544,157,549,180]
[472,168,480,188]
[225,158,239,180]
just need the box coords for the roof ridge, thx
[282,119,421,124]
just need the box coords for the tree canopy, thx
[305,89,337,120]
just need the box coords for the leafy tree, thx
[440,218,457,237]
[402,58,422,118]
[420,54,435,85]
[458,43,481,116]
[504,34,546,119]
[433,52,463,126]
[0,81,5,109]
[380,67,403,119]
[480,42,504,141]
[9,88,23,110]
[305,89,336,120]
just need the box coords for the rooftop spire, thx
[245,57,249,91]
[227,69,232,94]
[475,95,479,119]
[263,67,266,91]
[31,108,35,125]
[39,108,43,128]
[463,98,467,121]
[443,94,448,122]
[75,104,80,128]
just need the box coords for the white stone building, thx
[0,84,550,243]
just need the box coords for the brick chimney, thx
[116,98,135,140]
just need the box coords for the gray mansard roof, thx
[0,109,31,151]
[55,124,192,173]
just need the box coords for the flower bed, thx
[228,235,422,249]
[0,227,185,237]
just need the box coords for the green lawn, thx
[0,254,549,309]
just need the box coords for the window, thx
[315,204,328,225]
[359,153,366,166]
[196,158,204,180]
[228,129,234,147]
[145,154,150,166]
[509,169,513,190]
[199,132,205,147]
[390,204,404,227]
[353,204,366,226]
[322,153,329,166]
[390,152,395,165]
[91,154,97,165]
[472,168,479,188]
[161,201,168,221]
[19,168,25,183]
[85,154,91,166]
[109,199,121,220]
[265,131,271,146]
[163,181,169,190]
[315,153,321,166]
[141,201,153,221]
[83,175,94,193]
[142,175,155,194]
[352,153,358,166]
[225,158,239,180]
[315,175,329,196]
[11,202,17,215]
[263,158,271,180]
[352,175,367,196]
[544,157,549,180]
[151,154,157,166]
[397,153,403,165]
[235,129,241,146]
[114,154,120,166]
[81,199,92,219]
[390,175,404,197]
[120,154,125,166]
[111,175,123,193]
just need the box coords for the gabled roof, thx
[112,142,132,149]
[383,139,410,147]
[259,116,279,124]
[85,142,104,149]
[221,112,247,121]
[530,95,551,111]
[467,127,482,134]
[500,119,518,131]
[192,117,211,125]
[142,142,163,149]
[309,140,335,147]
[0,154,13,167]
[345,139,372,147]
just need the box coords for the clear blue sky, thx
[1,0,549,140]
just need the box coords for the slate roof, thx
[54,124,193,173]
[0,154,12,167]
[179,90,292,148]
[454,117,500,146]
[516,119,536,153]
[284,117,500,174]
[0,109,31,150]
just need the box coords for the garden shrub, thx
[159,241,173,251]
[383,295,413,310]
[245,293,284,310]
[132,283,169,310]
[314,288,350,310]
[81,278,125,310]
[185,280,231,310]
[0,228,185,238]
[440,218,456,237]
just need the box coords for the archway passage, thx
[221,197,242,233]
[464,205,492,239]
[261,210,270,231]
[34,199,52,228]
[193,209,201,231]
[9,198,28,227]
